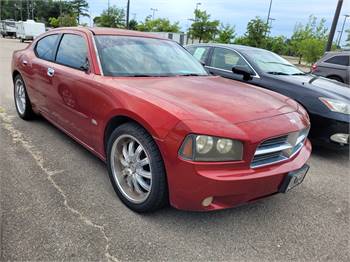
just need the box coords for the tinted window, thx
[325,55,349,66]
[56,34,87,69]
[35,34,59,61]
[210,48,250,71]
[188,46,210,63]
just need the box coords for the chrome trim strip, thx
[91,35,104,76]
[254,143,292,156]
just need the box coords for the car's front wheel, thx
[106,122,168,212]
[14,74,35,120]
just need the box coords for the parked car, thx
[311,51,350,84]
[12,28,311,212]
[186,44,350,149]
[15,20,45,42]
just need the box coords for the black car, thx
[186,43,350,149]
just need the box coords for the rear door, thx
[186,46,211,65]
[29,33,61,115]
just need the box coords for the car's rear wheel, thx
[106,122,168,212]
[14,74,35,120]
[327,75,343,83]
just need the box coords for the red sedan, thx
[11,27,311,212]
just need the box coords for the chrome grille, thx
[251,128,309,168]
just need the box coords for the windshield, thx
[244,49,304,75]
[95,35,208,77]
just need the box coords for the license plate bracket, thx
[279,164,309,193]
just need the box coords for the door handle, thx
[47,68,55,77]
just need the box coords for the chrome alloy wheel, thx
[110,134,152,203]
[15,78,26,115]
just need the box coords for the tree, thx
[237,17,270,48]
[94,6,125,28]
[290,15,328,63]
[264,36,288,55]
[216,24,236,44]
[49,14,78,28]
[299,38,326,63]
[136,16,180,32]
[70,0,89,24]
[128,19,138,30]
[188,9,219,43]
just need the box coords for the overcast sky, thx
[83,0,350,46]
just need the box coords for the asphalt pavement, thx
[0,38,349,261]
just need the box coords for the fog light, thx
[330,133,349,145]
[202,196,213,207]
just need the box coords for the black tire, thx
[13,74,35,120]
[327,75,343,83]
[106,122,168,212]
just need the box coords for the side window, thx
[56,34,88,69]
[325,55,349,66]
[35,34,59,61]
[191,47,210,63]
[210,48,251,71]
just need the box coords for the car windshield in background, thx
[95,36,208,77]
[244,49,304,76]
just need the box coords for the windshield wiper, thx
[266,71,289,75]
[291,72,306,75]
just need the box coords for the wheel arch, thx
[326,74,344,82]
[12,69,21,80]
[103,112,161,155]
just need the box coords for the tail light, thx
[311,63,317,73]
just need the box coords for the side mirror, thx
[80,58,90,73]
[232,66,253,81]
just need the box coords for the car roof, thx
[48,27,167,40]
[185,43,265,53]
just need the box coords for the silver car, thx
[311,51,350,85]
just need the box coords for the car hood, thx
[114,76,298,124]
[271,74,350,101]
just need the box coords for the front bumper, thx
[165,139,311,211]
[309,114,349,148]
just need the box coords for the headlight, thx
[319,97,350,115]
[179,134,243,161]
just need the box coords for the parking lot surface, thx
[0,38,349,261]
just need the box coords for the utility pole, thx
[150,8,158,20]
[266,0,273,24]
[107,0,110,15]
[27,0,30,20]
[326,0,343,51]
[31,0,34,20]
[126,0,130,29]
[337,14,350,46]
[20,0,23,21]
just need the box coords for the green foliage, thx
[299,38,327,63]
[94,6,125,28]
[49,14,78,28]
[290,15,328,63]
[137,16,180,32]
[264,36,288,55]
[216,24,236,44]
[188,9,219,43]
[128,19,138,30]
[346,29,350,47]
[70,0,89,24]
[236,17,270,48]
